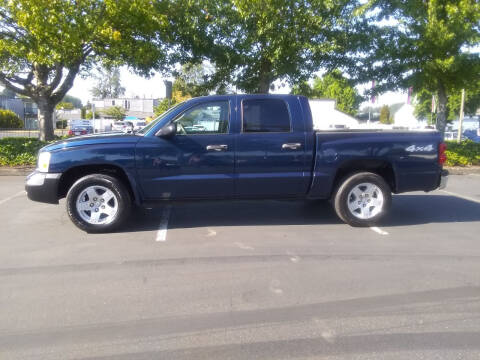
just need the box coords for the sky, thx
[68,67,169,104]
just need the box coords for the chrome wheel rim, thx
[76,185,118,225]
[347,182,384,220]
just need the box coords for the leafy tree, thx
[56,102,74,110]
[379,105,393,124]
[153,86,191,117]
[173,63,213,98]
[413,88,434,121]
[62,94,83,109]
[154,99,173,117]
[415,83,480,122]
[103,106,126,121]
[86,110,102,119]
[363,0,480,135]
[153,65,211,117]
[172,62,235,97]
[447,85,480,120]
[91,67,126,99]
[0,0,174,140]
[190,0,365,93]
[292,70,363,116]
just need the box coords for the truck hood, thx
[41,132,141,152]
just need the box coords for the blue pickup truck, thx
[26,94,448,232]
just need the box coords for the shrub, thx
[445,140,480,166]
[56,119,68,129]
[0,137,48,166]
[0,109,23,128]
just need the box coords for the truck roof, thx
[185,94,306,103]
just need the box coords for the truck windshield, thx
[137,101,185,135]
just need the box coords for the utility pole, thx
[92,102,97,133]
[457,89,465,143]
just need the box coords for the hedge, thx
[0,138,48,166]
[0,109,23,128]
[445,140,480,167]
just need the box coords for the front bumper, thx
[438,169,448,190]
[25,171,62,204]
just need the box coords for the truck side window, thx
[242,99,291,133]
[174,101,229,135]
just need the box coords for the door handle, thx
[206,144,228,151]
[282,143,302,150]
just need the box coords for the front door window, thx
[174,101,229,135]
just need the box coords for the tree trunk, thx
[37,99,55,141]
[436,84,448,137]
[256,59,272,93]
[257,75,271,93]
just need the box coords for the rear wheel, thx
[333,172,391,227]
[66,174,131,233]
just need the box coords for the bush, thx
[56,119,68,129]
[0,109,23,128]
[445,140,480,166]
[0,137,48,166]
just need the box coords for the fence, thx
[0,128,69,139]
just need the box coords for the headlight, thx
[37,152,51,173]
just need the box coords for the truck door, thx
[136,99,235,200]
[235,96,309,198]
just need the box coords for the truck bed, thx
[307,130,444,198]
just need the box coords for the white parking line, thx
[234,242,254,250]
[0,191,26,206]
[155,205,172,242]
[440,190,480,204]
[206,228,217,237]
[370,226,389,235]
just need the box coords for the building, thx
[92,97,161,119]
[0,95,38,129]
[393,103,419,128]
[309,99,359,130]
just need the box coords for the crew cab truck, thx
[26,94,448,232]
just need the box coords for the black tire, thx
[66,174,132,233]
[333,172,391,227]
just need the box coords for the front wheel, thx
[333,172,391,227]
[66,174,131,233]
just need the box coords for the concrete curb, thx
[0,167,35,176]
[444,166,480,175]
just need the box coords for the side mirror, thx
[156,123,176,138]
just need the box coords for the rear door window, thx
[242,99,291,133]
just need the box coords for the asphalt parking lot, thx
[1,173,480,359]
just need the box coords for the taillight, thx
[438,142,447,165]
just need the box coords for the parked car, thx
[68,126,94,137]
[26,94,448,232]
[463,129,480,143]
[112,121,134,133]
[133,121,147,132]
